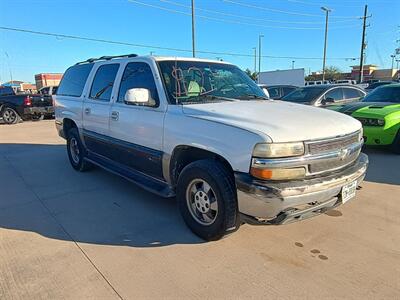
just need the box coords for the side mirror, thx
[124,88,156,106]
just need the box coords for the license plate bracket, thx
[341,181,357,203]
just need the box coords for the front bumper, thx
[362,126,397,146]
[235,153,368,225]
[24,106,54,116]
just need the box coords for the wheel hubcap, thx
[3,109,16,123]
[186,179,218,225]
[69,137,80,164]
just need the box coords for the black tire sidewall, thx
[390,129,400,154]
[66,128,86,171]
[176,160,238,241]
[2,107,20,124]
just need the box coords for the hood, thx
[336,102,400,118]
[182,100,361,143]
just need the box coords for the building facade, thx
[35,73,63,90]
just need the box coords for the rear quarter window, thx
[57,64,94,97]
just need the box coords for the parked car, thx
[365,81,396,92]
[281,84,366,107]
[55,54,368,240]
[0,86,53,124]
[305,80,331,86]
[31,85,58,119]
[328,84,400,153]
[258,84,297,99]
[38,85,58,96]
[335,80,357,85]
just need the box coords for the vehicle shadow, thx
[362,146,400,186]
[0,143,204,248]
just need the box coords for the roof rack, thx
[75,53,138,65]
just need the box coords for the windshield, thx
[282,87,326,103]
[157,60,266,104]
[363,86,400,103]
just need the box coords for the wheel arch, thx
[168,145,235,187]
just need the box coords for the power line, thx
[160,0,358,24]
[128,0,361,30]
[0,26,358,61]
[222,0,362,19]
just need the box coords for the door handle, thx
[84,107,91,114]
[111,111,119,121]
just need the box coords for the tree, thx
[305,66,343,82]
[324,66,343,81]
[244,68,258,81]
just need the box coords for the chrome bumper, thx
[235,153,368,224]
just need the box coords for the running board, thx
[85,152,175,198]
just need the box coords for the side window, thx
[41,87,50,95]
[118,62,159,104]
[57,63,94,97]
[282,87,296,96]
[267,87,280,99]
[343,88,362,99]
[89,64,120,101]
[325,88,343,102]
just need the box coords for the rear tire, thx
[66,128,93,171]
[176,159,239,241]
[1,107,21,124]
[390,129,400,154]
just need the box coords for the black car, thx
[258,84,297,99]
[365,81,396,92]
[281,84,366,107]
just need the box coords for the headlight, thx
[250,167,306,180]
[357,118,385,127]
[253,142,305,158]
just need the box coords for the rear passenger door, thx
[82,63,120,154]
[342,87,365,104]
[108,61,165,179]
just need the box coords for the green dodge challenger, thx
[330,84,400,153]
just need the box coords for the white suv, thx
[55,54,368,240]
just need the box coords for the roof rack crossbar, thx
[75,53,138,65]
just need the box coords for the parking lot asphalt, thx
[0,120,399,299]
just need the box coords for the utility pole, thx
[258,34,264,82]
[358,5,369,83]
[396,59,400,70]
[321,7,331,82]
[191,0,196,57]
[253,47,257,73]
[391,54,396,69]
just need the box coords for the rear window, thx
[0,86,15,96]
[57,64,94,97]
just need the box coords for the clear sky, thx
[1,0,399,83]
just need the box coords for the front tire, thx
[390,129,400,154]
[176,159,239,241]
[66,128,93,171]
[1,107,21,124]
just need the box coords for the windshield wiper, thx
[238,94,269,100]
[180,94,235,104]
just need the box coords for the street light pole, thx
[391,55,396,70]
[253,47,257,74]
[292,60,295,69]
[191,0,196,57]
[321,7,331,82]
[258,34,264,82]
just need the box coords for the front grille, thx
[309,150,359,173]
[306,131,361,175]
[308,132,359,154]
